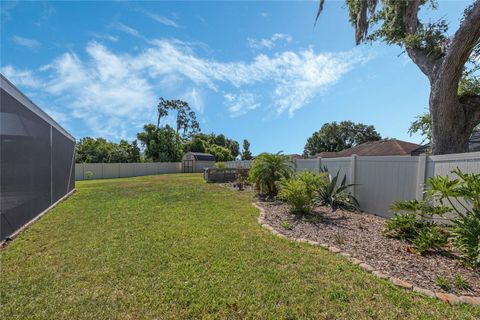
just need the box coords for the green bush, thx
[315,170,359,212]
[411,226,449,254]
[383,212,431,241]
[278,171,327,214]
[388,168,480,268]
[248,152,293,198]
[451,213,480,268]
[215,162,227,169]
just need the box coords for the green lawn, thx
[1,174,478,319]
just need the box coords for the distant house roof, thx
[316,139,421,158]
[411,131,480,155]
[288,154,303,159]
[184,152,216,161]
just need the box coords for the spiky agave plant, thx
[315,170,359,212]
[248,152,294,198]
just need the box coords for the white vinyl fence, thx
[75,162,182,180]
[293,152,480,218]
[223,160,253,168]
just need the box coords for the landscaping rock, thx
[372,270,389,280]
[435,292,461,305]
[389,277,413,290]
[359,263,375,272]
[257,201,480,296]
[413,286,436,298]
[460,296,480,305]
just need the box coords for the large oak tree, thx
[317,0,480,154]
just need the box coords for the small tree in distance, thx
[241,139,253,160]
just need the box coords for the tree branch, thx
[441,1,480,84]
[403,0,436,78]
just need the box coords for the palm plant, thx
[315,170,359,211]
[248,152,293,198]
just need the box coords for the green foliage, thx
[206,145,234,162]
[137,124,183,162]
[384,212,431,241]
[278,171,328,214]
[184,133,240,159]
[281,221,293,230]
[411,226,449,255]
[84,171,93,180]
[408,112,432,143]
[156,98,200,136]
[215,162,227,169]
[435,276,452,292]
[315,170,359,212]
[409,112,479,144]
[451,213,480,268]
[241,139,253,160]
[453,275,471,291]
[389,168,480,267]
[248,152,294,198]
[303,121,381,157]
[75,137,141,163]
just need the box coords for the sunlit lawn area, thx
[1,174,478,319]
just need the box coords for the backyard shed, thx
[0,74,76,240]
[182,152,215,173]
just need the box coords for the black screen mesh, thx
[1,86,75,240]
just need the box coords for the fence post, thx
[294,158,297,172]
[416,154,427,200]
[350,155,357,197]
[316,157,321,173]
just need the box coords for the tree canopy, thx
[241,139,253,160]
[75,137,140,163]
[156,98,200,136]
[303,121,381,157]
[137,124,183,162]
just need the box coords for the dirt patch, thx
[258,201,480,296]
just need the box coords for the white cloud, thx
[247,33,292,50]
[224,93,260,117]
[3,38,370,139]
[181,88,204,113]
[112,22,146,41]
[143,12,180,28]
[261,12,269,18]
[1,65,41,87]
[12,35,41,49]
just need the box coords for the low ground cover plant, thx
[278,170,327,214]
[387,168,480,268]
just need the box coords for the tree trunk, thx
[429,83,471,155]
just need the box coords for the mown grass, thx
[1,174,478,319]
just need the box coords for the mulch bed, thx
[257,201,480,296]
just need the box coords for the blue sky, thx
[0,1,470,155]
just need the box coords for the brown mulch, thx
[258,201,480,296]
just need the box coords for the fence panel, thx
[355,156,419,218]
[295,159,318,172]
[321,157,352,184]
[76,162,183,180]
[224,160,253,168]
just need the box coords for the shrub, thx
[451,213,480,268]
[248,152,293,198]
[315,170,359,211]
[384,212,431,241]
[215,162,227,169]
[435,276,452,292]
[411,226,449,254]
[85,171,94,180]
[278,171,327,214]
[388,168,480,267]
